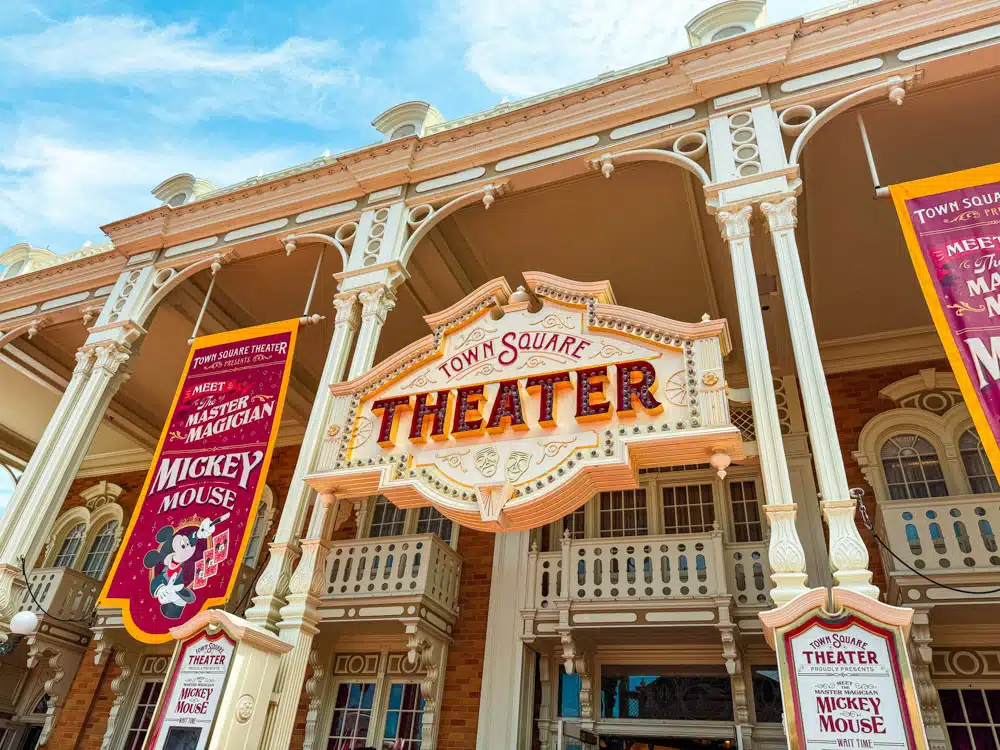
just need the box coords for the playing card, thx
[213,529,230,563]
[193,560,207,590]
[204,548,218,577]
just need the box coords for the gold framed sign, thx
[760,589,928,750]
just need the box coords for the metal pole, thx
[189,266,220,343]
[857,113,889,199]
[302,246,325,318]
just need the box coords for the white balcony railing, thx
[877,494,1000,574]
[527,531,772,610]
[323,533,462,614]
[725,540,774,607]
[21,567,100,622]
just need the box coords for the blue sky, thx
[0,0,832,254]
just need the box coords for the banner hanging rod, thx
[857,113,890,200]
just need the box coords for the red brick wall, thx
[826,359,949,594]
[44,445,305,750]
[43,643,116,749]
[437,528,494,750]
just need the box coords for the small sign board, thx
[761,589,928,750]
[146,629,236,750]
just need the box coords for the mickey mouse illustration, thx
[143,517,219,619]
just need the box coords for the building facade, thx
[1,1,999,749]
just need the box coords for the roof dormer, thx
[0,243,57,280]
[371,101,443,142]
[685,0,767,46]
[151,173,217,207]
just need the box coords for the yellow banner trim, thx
[890,162,1000,480]
[98,318,300,644]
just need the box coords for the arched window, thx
[880,434,948,500]
[243,501,269,567]
[959,429,1000,494]
[81,520,118,579]
[52,523,86,567]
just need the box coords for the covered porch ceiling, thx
[2,70,998,472]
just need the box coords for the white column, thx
[245,292,360,631]
[760,197,878,599]
[477,530,532,750]
[0,338,133,631]
[259,492,338,750]
[716,206,809,605]
[349,284,396,379]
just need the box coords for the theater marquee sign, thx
[308,273,744,531]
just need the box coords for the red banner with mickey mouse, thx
[100,319,298,643]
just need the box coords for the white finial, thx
[702,313,711,321]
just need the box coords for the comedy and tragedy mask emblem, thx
[475,447,499,478]
[505,451,531,483]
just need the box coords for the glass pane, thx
[559,667,581,718]
[972,727,997,750]
[986,691,1000,723]
[965,690,991,724]
[951,726,974,750]
[941,690,965,723]
[599,667,732,720]
[752,668,783,723]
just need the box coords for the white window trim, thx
[539,465,765,548]
[323,656,427,750]
[854,404,993,501]
[44,507,90,568]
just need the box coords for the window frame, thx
[322,659,429,749]
[47,512,89,568]
[80,519,120,580]
[358,496,459,548]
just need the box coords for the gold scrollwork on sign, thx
[437,450,470,471]
[947,301,986,316]
[529,314,574,330]
[592,343,634,359]
[536,438,577,464]
[454,326,497,349]
[943,210,980,223]
[404,373,438,389]
[516,354,570,370]
[463,362,498,380]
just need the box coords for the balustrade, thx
[877,494,1000,574]
[527,532,773,610]
[323,533,462,614]
[21,567,100,622]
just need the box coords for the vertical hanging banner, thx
[891,163,1000,476]
[100,319,299,643]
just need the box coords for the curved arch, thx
[789,75,912,167]
[44,506,90,567]
[244,484,276,568]
[590,149,710,186]
[136,251,230,326]
[399,183,507,268]
[0,317,47,351]
[280,232,349,268]
[854,407,960,501]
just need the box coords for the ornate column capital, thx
[716,204,754,242]
[357,284,396,324]
[760,196,798,232]
[332,291,360,330]
[73,347,96,376]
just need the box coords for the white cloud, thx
[0,129,308,247]
[2,16,342,79]
[443,0,833,97]
[0,15,381,124]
